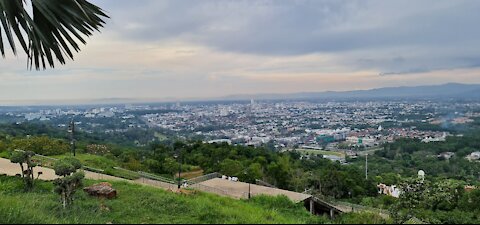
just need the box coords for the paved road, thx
[197,178,312,203]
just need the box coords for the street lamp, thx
[68,119,76,157]
[348,191,353,212]
[174,147,182,190]
[244,171,251,199]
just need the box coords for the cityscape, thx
[3,99,480,160]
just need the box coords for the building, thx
[466,152,480,161]
[207,139,232,145]
[437,152,455,160]
[316,135,335,144]
[377,183,401,198]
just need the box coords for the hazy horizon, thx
[0,82,477,106]
[2,0,480,103]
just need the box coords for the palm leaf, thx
[0,0,108,70]
[0,0,29,57]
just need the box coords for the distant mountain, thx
[222,83,480,101]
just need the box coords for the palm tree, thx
[0,0,108,70]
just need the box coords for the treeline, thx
[0,121,155,148]
[138,141,378,198]
[368,135,480,182]
[391,178,480,224]
[0,136,69,156]
[0,131,378,200]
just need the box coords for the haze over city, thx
[2,0,480,104]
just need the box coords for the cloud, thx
[2,0,480,102]
[88,0,480,74]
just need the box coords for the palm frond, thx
[0,0,108,70]
[0,0,29,57]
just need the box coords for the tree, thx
[0,0,108,70]
[53,158,85,208]
[459,189,480,211]
[390,177,430,224]
[244,163,264,183]
[11,136,69,156]
[10,150,38,190]
[219,159,244,177]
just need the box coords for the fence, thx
[187,172,221,185]
[330,199,390,215]
[139,177,177,190]
[137,171,176,184]
[190,183,231,198]
[255,179,276,188]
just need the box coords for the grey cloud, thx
[90,0,480,74]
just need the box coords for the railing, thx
[139,177,177,190]
[329,199,390,215]
[190,183,230,197]
[83,166,105,173]
[255,179,276,188]
[187,172,221,184]
[137,171,176,184]
[313,197,344,212]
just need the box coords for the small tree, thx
[389,178,430,224]
[10,150,38,190]
[53,158,85,208]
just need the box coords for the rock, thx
[84,182,117,199]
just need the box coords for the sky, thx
[2,0,480,103]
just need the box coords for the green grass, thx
[295,149,345,157]
[0,175,326,224]
[154,132,169,141]
[0,151,9,158]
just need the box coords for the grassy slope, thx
[0,175,325,224]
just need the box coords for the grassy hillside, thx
[0,175,325,224]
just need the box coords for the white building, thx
[378,184,401,198]
[466,152,480,161]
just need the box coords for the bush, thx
[53,158,85,208]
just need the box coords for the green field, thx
[154,132,169,141]
[0,175,326,224]
[295,149,345,158]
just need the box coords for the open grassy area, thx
[154,132,169,141]
[295,149,345,158]
[0,175,325,224]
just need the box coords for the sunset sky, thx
[2,0,480,103]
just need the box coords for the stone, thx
[84,182,117,199]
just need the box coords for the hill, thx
[0,175,324,224]
[223,83,480,101]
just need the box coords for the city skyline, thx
[2,0,480,103]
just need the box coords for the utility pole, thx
[68,119,76,157]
